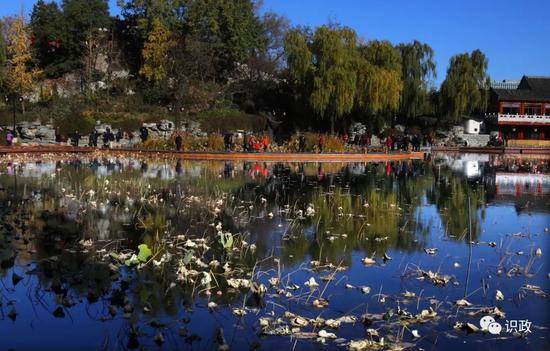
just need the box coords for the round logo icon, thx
[488,322,502,335]
[479,315,495,330]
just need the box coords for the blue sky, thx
[2,0,549,86]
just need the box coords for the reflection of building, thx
[487,76,550,140]
[495,173,549,196]
[439,153,490,179]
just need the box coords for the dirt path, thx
[0,146,425,162]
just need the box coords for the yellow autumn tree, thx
[140,18,175,83]
[6,16,40,108]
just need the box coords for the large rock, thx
[95,123,113,134]
[15,121,56,144]
[349,122,367,140]
[142,119,175,139]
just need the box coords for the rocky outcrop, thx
[15,121,56,144]
[142,119,175,139]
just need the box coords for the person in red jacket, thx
[262,135,269,152]
[385,135,393,153]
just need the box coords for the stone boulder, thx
[142,119,175,139]
[348,122,367,140]
[16,121,56,144]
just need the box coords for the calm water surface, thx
[0,153,548,351]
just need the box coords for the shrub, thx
[53,103,96,136]
[140,133,225,152]
[196,108,267,133]
[286,133,346,153]
[141,138,173,150]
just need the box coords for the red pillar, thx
[519,102,525,115]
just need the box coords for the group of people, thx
[384,134,425,153]
[241,133,270,152]
[58,128,133,148]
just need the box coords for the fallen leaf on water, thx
[232,308,247,316]
[304,277,319,287]
[455,299,472,307]
[411,329,421,338]
[337,315,357,323]
[291,316,309,327]
[325,319,341,329]
[424,248,438,255]
[313,298,329,308]
[495,290,504,301]
[362,257,376,265]
[535,248,542,256]
[318,329,337,339]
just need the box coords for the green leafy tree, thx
[397,40,436,119]
[30,0,65,77]
[285,25,358,133]
[440,49,489,122]
[355,40,403,124]
[117,0,186,74]
[140,18,175,83]
[185,0,266,76]
[118,0,186,33]
[61,0,111,71]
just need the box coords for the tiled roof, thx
[493,76,550,102]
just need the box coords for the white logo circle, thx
[479,315,495,330]
[488,322,502,335]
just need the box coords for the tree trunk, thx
[330,115,334,135]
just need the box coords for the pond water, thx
[0,153,548,351]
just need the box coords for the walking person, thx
[175,133,183,151]
[71,130,81,147]
[262,135,269,152]
[385,135,393,153]
[103,128,114,148]
[6,130,14,146]
[242,133,249,152]
[139,126,149,143]
[298,134,306,152]
[116,129,123,143]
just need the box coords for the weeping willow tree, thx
[285,27,404,132]
[285,25,358,133]
[308,26,358,134]
[397,40,436,119]
[440,49,490,122]
[355,40,403,128]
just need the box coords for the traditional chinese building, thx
[487,76,550,141]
